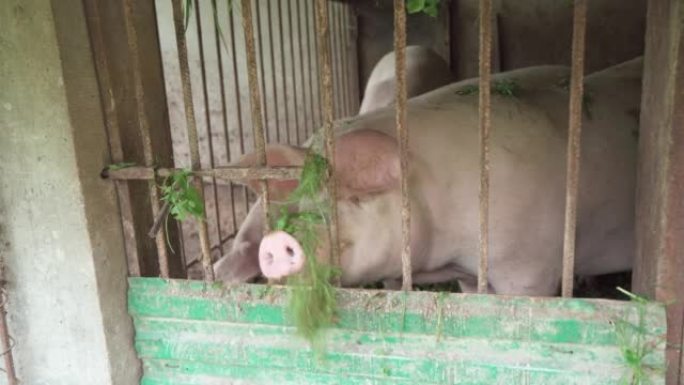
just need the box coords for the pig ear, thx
[234,144,306,201]
[333,129,401,200]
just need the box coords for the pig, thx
[226,57,642,296]
[358,46,455,114]
[213,46,456,283]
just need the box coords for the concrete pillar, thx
[0,0,140,383]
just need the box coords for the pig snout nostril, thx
[265,252,274,265]
[286,246,295,257]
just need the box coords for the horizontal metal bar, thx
[103,166,302,181]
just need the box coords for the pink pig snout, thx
[258,231,306,279]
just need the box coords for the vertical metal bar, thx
[304,0,318,131]
[329,3,340,119]
[194,0,225,260]
[267,1,282,143]
[171,0,215,281]
[277,0,293,144]
[477,0,492,294]
[296,0,310,139]
[0,255,17,385]
[123,0,170,278]
[561,0,587,298]
[85,0,142,277]
[286,0,302,144]
[227,3,251,216]
[212,0,239,236]
[314,0,341,274]
[336,3,348,117]
[240,0,270,237]
[312,0,324,129]
[393,0,412,291]
[339,4,351,117]
[347,6,360,113]
[255,0,270,144]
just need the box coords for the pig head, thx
[214,46,454,283]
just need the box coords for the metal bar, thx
[328,3,338,119]
[277,0,293,144]
[194,0,225,259]
[561,0,587,298]
[295,0,310,139]
[240,0,270,236]
[105,165,301,181]
[304,0,318,131]
[312,0,323,129]
[393,0,412,291]
[0,254,17,385]
[477,0,492,294]
[286,0,302,144]
[255,0,270,144]
[84,0,142,277]
[123,0,170,278]
[212,0,239,236]
[314,0,341,275]
[227,3,251,217]
[339,3,351,117]
[171,0,215,281]
[267,1,282,143]
[347,6,360,112]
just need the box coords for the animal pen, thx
[67,0,683,384]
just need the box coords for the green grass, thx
[614,287,666,385]
[271,153,340,352]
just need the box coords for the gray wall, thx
[0,0,139,383]
[353,0,646,85]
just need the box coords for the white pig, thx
[238,57,641,296]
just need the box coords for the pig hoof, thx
[258,231,306,279]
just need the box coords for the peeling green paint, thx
[129,278,667,384]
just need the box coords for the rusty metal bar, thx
[267,1,282,143]
[123,0,171,278]
[339,4,351,117]
[255,0,270,144]
[194,0,226,259]
[0,254,17,385]
[105,165,301,181]
[286,0,302,144]
[304,0,318,131]
[314,0,341,275]
[477,0,492,294]
[84,0,142,277]
[295,0,311,138]
[312,1,324,129]
[240,0,271,236]
[329,3,339,119]
[276,1,293,144]
[393,0,412,291]
[171,0,215,281]
[227,2,251,217]
[561,0,587,298]
[211,0,240,235]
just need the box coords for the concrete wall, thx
[0,0,139,383]
[353,0,646,84]
[450,0,647,79]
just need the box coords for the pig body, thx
[358,46,455,114]
[255,57,641,296]
[214,46,455,283]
